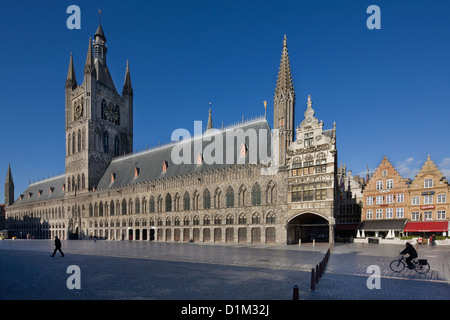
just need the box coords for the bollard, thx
[293,285,299,300]
[313,239,315,246]
[315,264,320,283]
[319,261,323,278]
[310,268,316,291]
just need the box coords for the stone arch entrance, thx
[287,213,331,244]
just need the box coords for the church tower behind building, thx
[273,35,295,170]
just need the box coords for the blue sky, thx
[1,0,449,197]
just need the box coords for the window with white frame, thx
[386,179,393,189]
[376,180,383,190]
[366,209,373,219]
[423,195,433,205]
[376,195,383,204]
[437,210,446,220]
[397,193,404,203]
[376,209,383,219]
[396,207,404,218]
[411,212,420,221]
[411,196,420,205]
[386,194,394,204]
[424,211,433,220]
[437,194,447,204]
[386,208,393,218]
[424,179,433,188]
[366,196,374,205]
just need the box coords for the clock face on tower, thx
[74,104,83,120]
[104,104,119,123]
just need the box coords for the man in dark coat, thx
[400,242,417,269]
[51,236,64,257]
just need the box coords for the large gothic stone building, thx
[4,23,339,244]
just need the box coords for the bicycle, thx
[389,254,430,274]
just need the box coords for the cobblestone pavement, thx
[0,240,448,301]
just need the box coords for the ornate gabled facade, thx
[285,95,337,244]
[4,24,339,244]
[360,156,410,238]
[406,155,450,232]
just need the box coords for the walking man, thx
[51,236,64,257]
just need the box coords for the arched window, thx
[101,100,106,120]
[226,214,234,225]
[135,198,140,214]
[99,202,103,216]
[183,191,190,211]
[68,134,71,156]
[122,199,127,215]
[78,130,82,152]
[252,213,261,224]
[238,213,246,224]
[203,215,210,226]
[72,131,76,154]
[103,131,109,154]
[203,189,211,210]
[214,214,222,225]
[89,204,93,217]
[149,196,155,213]
[266,212,276,224]
[251,183,261,206]
[114,136,120,157]
[226,186,234,208]
[110,200,115,216]
[81,173,85,190]
[165,193,172,212]
[183,216,190,226]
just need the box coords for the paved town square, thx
[0,240,448,301]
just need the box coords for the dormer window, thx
[134,167,140,178]
[196,153,202,166]
[62,184,65,192]
[49,187,54,194]
[38,190,43,197]
[28,192,33,199]
[19,194,24,200]
[111,173,116,183]
[162,161,168,172]
[240,143,248,157]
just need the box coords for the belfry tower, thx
[273,35,295,170]
[64,18,134,193]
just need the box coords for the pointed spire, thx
[95,10,106,43]
[122,60,133,95]
[65,52,77,89]
[84,37,96,74]
[5,163,14,205]
[5,163,13,184]
[275,34,295,97]
[207,103,213,130]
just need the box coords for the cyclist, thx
[400,242,418,269]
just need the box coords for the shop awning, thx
[335,223,360,231]
[358,219,407,231]
[404,221,449,233]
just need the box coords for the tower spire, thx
[65,52,77,89]
[273,35,295,169]
[84,37,95,75]
[5,163,14,205]
[122,60,133,95]
[275,34,295,97]
[207,103,213,130]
